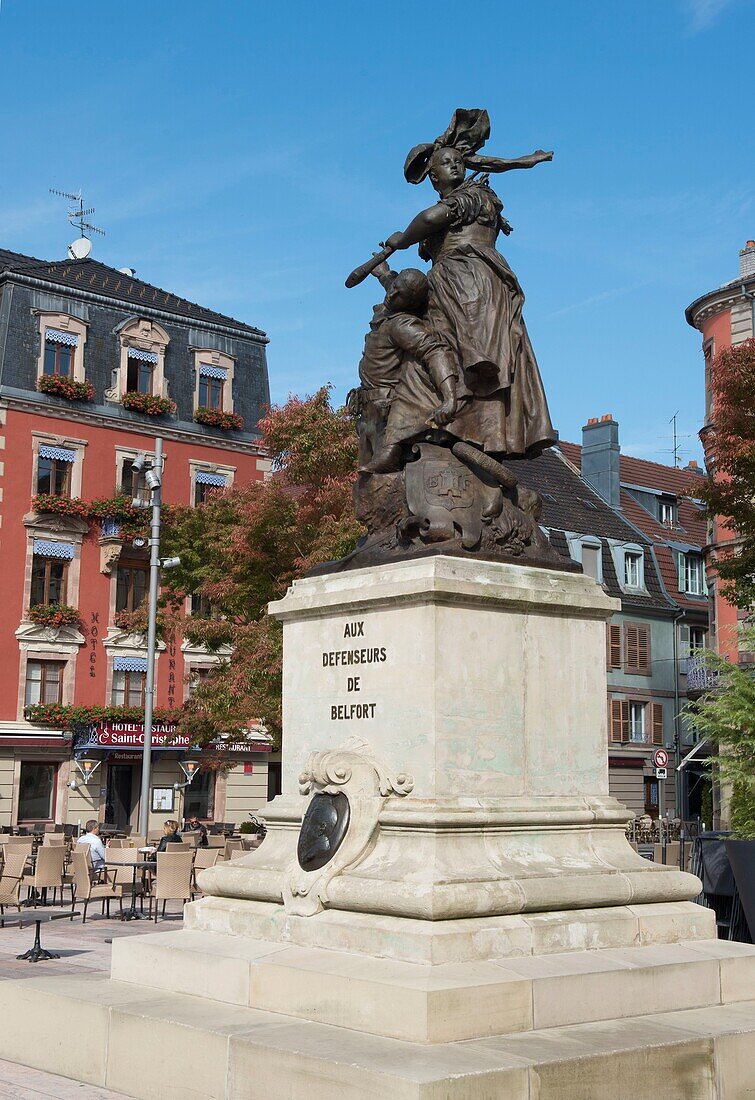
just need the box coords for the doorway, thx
[106,764,135,830]
[644,776,660,818]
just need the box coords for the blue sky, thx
[1,0,753,463]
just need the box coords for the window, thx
[582,543,601,581]
[24,660,65,706]
[183,770,215,819]
[187,666,212,695]
[116,562,148,612]
[624,551,643,589]
[37,455,71,497]
[624,623,651,674]
[111,668,146,707]
[607,624,622,669]
[30,556,67,606]
[120,458,149,502]
[628,701,646,742]
[18,762,56,821]
[689,626,707,653]
[198,371,224,410]
[683,554,705,596]
[35,445,76,497]
[193,470,227,507]
[659,500,676,527]
[43,332,75,377]
[126,354,154,395]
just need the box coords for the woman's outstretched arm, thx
[382,202,453,252]
[467,150,553,173]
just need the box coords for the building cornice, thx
[0,269,269,346]
[0,390,266,457]
[685,275,755,330]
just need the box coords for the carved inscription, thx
[322,620,387,721]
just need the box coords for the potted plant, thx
[31,493,89,518]
[121,392,176,417]
[27,604,82,629]
[194,406,244,431]
[689,633,755,940]
[38,375,95,402]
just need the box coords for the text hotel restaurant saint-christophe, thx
[323,619,387,721]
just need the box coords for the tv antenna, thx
[49,188,105,260]
[669,411,681,468]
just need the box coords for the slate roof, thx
[0,250,266,339]
[557,440,708,614]
[502,447,675,613]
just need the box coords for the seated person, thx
[182,814,208,848]
[155,819,184,853]
[78,819,107,871]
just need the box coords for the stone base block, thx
[111,929,753,1043]
[183,895,716,964]
[0,972,753,1099]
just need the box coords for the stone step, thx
[110,929,755,1043]
[0,971,752,1099]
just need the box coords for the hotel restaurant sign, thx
[74,721,272,756]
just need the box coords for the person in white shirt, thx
[78,820,106,871]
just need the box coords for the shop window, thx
[126,350,156,395]
[36,444,77,497]
[116,562,149,612]
[18,761,57,821]
[183,770,215,819]
[111,664,147,707]
[24,659,65,706]
[43,330,76,377]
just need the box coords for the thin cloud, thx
[546,281,647,320]
[682,0,735,32]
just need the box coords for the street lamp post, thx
[131,439,182,839]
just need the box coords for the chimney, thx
[740,240,755,279]
[684,459,704,476]
[582,414,620,508]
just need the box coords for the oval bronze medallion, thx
[297,791,350,872]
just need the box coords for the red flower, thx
[121,392,176,417]
[38,375,95,402]
[194,406,244,431]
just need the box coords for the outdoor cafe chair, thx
[0,853,27,924]
[149,850,194,922]
[23,844,66,906]
[224,839,243,861]
[104,849,148,910]
[42,833,66,846]
[70,851,122,922]
[107,838,129,849]
[191,848,220,898]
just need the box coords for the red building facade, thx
[686,241,755,667]
[0,248,273,832]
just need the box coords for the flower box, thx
[194,406,244,431]
[27,604,82,629]
[38,374,95,402]
[24,702,184,729]
[31,494,89,518]
[121,392,176,417]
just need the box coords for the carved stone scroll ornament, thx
[283,737,414,917]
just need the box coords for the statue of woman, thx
[371,108,556,460]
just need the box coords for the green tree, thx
[159,387,362,749]
[687,633,755,839]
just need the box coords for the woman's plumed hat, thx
[403,108,490,184]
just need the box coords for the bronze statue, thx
[338,108,567,571]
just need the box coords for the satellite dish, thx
[68,237,92,260]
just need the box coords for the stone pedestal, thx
[197,557,700,937]
[0,557,753,1098]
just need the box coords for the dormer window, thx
[624,550,644,590]
[126,349,157,395]
[43,329,76,377]
[198,365,225,410]
[679,552,706,596]
[658,499,676,528]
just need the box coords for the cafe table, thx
[0,908,81,962]
[104,859,155,921]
